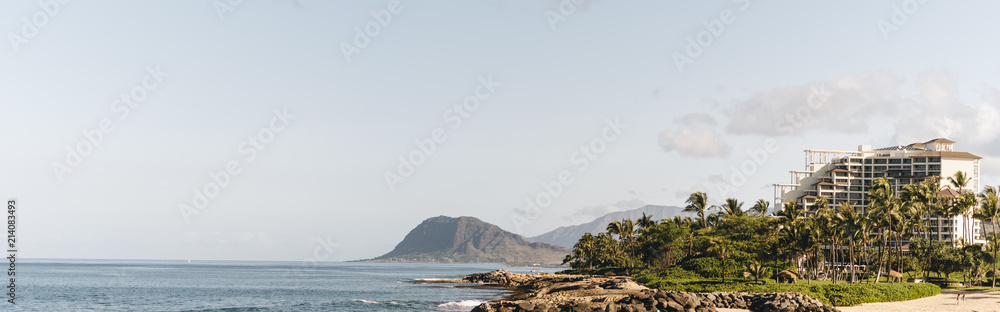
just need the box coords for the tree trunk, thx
[831,239,837,283]
[927,214,936,281]
[850,238,856,283]
[875,231,886,283]
[922,210,929,280]
[994,220,998,288]
[806,254,812,285]
[896,231,903,281]
[833,239,839,283]
[993,242,997,288]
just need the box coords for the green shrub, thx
[681,257,721,278]
[819,283,941,306]
[680,257,744,279]
[643,279,940,306]
[634,267,704,288]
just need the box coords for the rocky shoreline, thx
[463,270,839,312]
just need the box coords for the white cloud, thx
[658,127,730,158]
[725,71,904,136]
[675,113,718,127]
[893,71,1000,156]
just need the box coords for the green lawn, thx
[630,270,942,307]
[557,267,972,306]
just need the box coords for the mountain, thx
[527,205,691,249]
[368,216,570,266]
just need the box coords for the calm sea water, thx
[10,259,553,311]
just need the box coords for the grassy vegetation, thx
[556,174,1000,306]
[631,268,941,306]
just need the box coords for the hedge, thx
[645,281,940,306]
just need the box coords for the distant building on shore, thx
[773,138,985,246]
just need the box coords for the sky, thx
[4,0,1000,262]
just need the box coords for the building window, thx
[929,157,941,162]
[914,157,925,163]
[903,159,912,164]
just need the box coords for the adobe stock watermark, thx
[281,235,338,281]
[672,0,750,73]
[711,85,831,198]
[545,0,599,31]
[213,0,246,21]
[510,117,628,234]
[213,0,303,22]
[383,75,502,192]
[7,0,71,54]
[340,0,403,63]
[51,65,169,182]
[178,107,296,224]
[877,0,929,40]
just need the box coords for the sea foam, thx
[438,300,485,308]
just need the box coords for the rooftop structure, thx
[773,138,984,245]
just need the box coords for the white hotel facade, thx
[773,138,985,245]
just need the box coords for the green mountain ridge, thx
[368,216,569,266]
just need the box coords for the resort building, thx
[773,138,985,245]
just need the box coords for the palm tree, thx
[979,186,1000,234]
[567,233,597,269]
[812,196,829,215]
[815,200,843,283]
[919,176,943,279]
[635,213,657,268]
[607,219,636,267]
[988,233,1000,286]
[954,192,977,246]
[950,171,975,245]
[868,177,899,283]
[637,213,656,235]
[751,199,771,216]
[776,200,808,274]
[893,200,920,278]
[977,186,1000,287]
[684,192,714,229]
[708,237,733,282]
[721,198,745,217]
[836,202,862,283]
[902,182,933,279]
[949,171,972,194]
[777,200,805,225]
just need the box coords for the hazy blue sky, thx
[4,1,1000,261]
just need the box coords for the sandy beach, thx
[717,290,1000,312]
[836,290,1000,312]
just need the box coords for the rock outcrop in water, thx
[367,216,569,266]
[465,270,839,312]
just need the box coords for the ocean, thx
[10,259,553,311]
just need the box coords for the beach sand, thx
[836,290,1000,312]
[717,290,1000,312]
